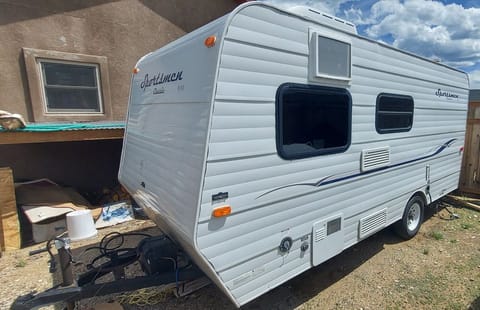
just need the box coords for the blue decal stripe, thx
[256,139,457,199]
[256,175,333,199]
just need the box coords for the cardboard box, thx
[16,181,102,244]
[31,217,67,244]
[0,167,21,251]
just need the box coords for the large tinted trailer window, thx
[276,83,352,160]
[376,93,414,134]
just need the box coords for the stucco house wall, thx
[0,0,237,190]
[0,0,237,122]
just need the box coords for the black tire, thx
[394,195,425,240]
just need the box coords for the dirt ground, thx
[1,200,479,310]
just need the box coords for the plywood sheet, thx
[0,167,20,250]
[460,101,480,194]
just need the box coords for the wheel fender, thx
[412,191,428,206]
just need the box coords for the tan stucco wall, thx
[0,0,237,122]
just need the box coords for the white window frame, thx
[38,59,104,114]
[309,28,352,84]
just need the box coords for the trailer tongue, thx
[11,234,208,310]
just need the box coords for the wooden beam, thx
[0,128,124,145]
[444,195,480,212]
[467,119,480,124]
[0,167,21,251]
[458,186,480,196]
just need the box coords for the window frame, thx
[310,30,352,82]
[23,48,112,122]
[39,59,104,114]
[375,93,414,134]
[275,83,352,160]
[314,35,351,80]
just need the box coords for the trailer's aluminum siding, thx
[120,2,469,308]
[118,15,231,296]
[198,4,468,306]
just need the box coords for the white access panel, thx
[312,214,344,266]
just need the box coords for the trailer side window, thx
[276,83,351,160]
[376,94,414,134]
[315,35,351,80]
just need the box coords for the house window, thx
[40,61,102,113]
[276,83,352,160]
[23,48,112,122]
[376,93,414,134]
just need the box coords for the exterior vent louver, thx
[361,146,390,172]
[314,226,326,242]
[359,209,387,239]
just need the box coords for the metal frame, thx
[11,268,204,310]
[11,234,205,310]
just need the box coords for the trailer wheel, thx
[394,195,424,240]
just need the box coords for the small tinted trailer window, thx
[376,93,414,134]
[276,83,351,160]
[316,36,351,79]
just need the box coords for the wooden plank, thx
[466,119,480,124]
[0,167,21,251]
[459,121,473,189]
[459,98,480,194]
[444,195,480,212]
[449,194,480,204]
[458,186,480,196]
[0,128,124,145]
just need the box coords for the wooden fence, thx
[460,90,480,194]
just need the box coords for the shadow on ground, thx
[470,295,480,310]
[12,205,445,310]
[241,205,441,310]
[241,227,403,310]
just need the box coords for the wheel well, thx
[395,191,426,240]
[412,191,428,207]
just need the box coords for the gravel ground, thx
[1,203,479,310]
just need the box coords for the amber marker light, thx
[133,67,140,74]
[204,35,216,48]
[212,205,231,218]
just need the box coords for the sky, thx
[260,0,480,88]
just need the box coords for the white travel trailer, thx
[119,2,469,307]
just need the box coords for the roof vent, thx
[288,6,357,34]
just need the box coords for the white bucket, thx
[66,210,98,241]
